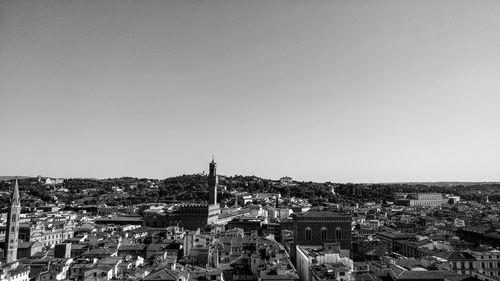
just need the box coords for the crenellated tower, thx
[208,157,218,205]
[5,178,21,263]
[206,157,220,225]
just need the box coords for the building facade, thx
[293,210,352,258]
[395,193,448,207]
[143,159,220,230]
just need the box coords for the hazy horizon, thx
[1,0,500,183]
[2,174,500,186]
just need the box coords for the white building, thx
[296,245,353,281]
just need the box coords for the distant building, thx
[457,226,500,248]
[226,216,266,236]
[8,221,76,247]
[454,218,465,227]
[36,205,60,213]
[280,177,293,186]
[97,205,138,216]
[0,262,29,281]
[94,216,143,226]
[376,231,414,253]
[241,194,253,205]
[42,177,64,186]
[469,250,500,280]
[54,243,71,259]
[395,193,448,207]
[143,158,221,230]
[17,241,43,259]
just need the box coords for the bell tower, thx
[5,178,21,263]
[206,158,220,225]
[208,157,218,205]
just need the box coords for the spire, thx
[11,177,20,206]
[5,177,21,263]
[211,155,215,163]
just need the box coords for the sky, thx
[1,0,499,183]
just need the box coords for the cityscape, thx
[0,159,499,281]
[1,1,500,281]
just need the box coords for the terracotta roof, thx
[9,265,30,276]
[143,268,179,281]
[396,270,459,280]
[147,244,167,251]
[82,247,114,256]
[118,244,146,251]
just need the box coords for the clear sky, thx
[1,0,499,182]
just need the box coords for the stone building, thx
[143,159,221,230]
[293,210,352,258]
[4,179,21,263]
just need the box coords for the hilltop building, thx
[394,193,448,207]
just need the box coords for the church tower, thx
[208,157,218,205]
[5,178,21,263]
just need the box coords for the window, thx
[336,227,342,240]
[305,227,312,240]
[321,227,327,240]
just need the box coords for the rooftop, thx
[301,210,351,218]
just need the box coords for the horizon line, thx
[2,175,499,185]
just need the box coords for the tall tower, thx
[208,157,218,205]
[5,178,21,263]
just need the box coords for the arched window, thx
[305,227,312,240]
[321,227,327,240]
[335,227,342,240]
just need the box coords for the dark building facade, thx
[457,226,500,248]
[226,216,265,236]
[143,204,218,230]
[292,210,352,258]
[143,159,220,230]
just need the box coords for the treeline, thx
[1,176,499,207]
